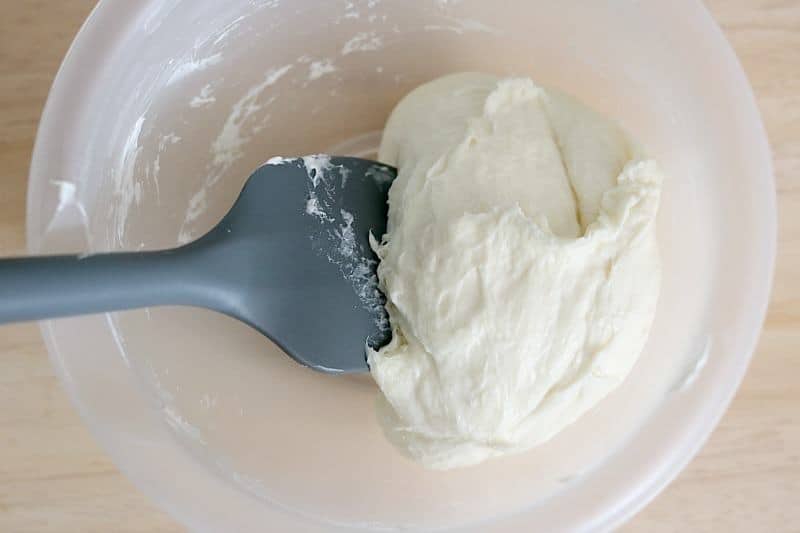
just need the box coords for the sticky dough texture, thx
[368,73,662,469]
[369,73,662,469]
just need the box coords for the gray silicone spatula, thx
[0,156,395,374]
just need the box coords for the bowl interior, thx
[28,0,774,530]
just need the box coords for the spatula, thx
[0,156,395,374]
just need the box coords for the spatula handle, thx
[0,249,199,324]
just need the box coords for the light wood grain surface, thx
[0,1,797,531]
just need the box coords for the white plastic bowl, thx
[28,1,775,531]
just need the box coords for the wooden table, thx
[0,1,797,531]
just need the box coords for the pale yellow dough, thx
[369,73,662,469]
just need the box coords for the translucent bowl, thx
[28,0,775,531]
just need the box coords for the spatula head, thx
[194,156,395,374]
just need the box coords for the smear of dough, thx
[368,73,662,469]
